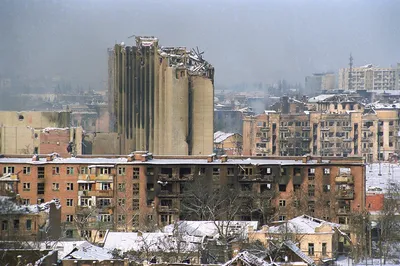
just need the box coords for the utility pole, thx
[349,53,353,91]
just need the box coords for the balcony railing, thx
[343,126,352,131]
[302,126,311,131]
[335,175,354,184]
[260,127,270,132]
[337,207,351,215]
[336,189,354,199]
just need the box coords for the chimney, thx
[207,153,216,163]
[302,155,307,163]
[127,153,135,162]
[221,155,228,163]
[317,156,322,163]
[134,151,148,161]
[46,154,54,162]
[32,155,40,161]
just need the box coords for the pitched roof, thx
[268,215,338,234]
[283,240,315,265]
[223,251,275,266]
[64,242,112,261]
[214,131,237,144]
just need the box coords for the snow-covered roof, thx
[103,232,202,253]
[223,251,275,266]
[214,131,237,144]
[64,241,112,261]
[0,156,343,166]
[367,102,400,110]
[163,221,258,238]
[30,241,87,259]
[308,94,336,103]
[284,240,315,265]
[268,215,339,235]
[0,197,60,214]
[366,163,400,193]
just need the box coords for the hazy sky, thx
[0,0,399,89]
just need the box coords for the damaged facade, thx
[110,36,215,155]
[0,153,364,243]
[243,94,400,161]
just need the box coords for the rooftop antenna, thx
[348,53,353,91]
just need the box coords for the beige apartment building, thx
[338,63,400,91]
[243,97,399,162]
[109,36,214,155]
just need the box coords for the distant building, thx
[243,95,400,161]
[214,131,242,155]
[0,196,61,241]
[214,110,245,134]
[304,73,335,95]
[338,63,400,91]
[109,36,215,155]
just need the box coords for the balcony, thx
[336,189,354,200]
[343,138,353,142]
[260,127,270,132]
[302,138,311,142]
[321,127,330,131]
[339,224,350,231]
[261,137,270,142]
[343,126,352,131]
[254,174,274,182]
[302,126,311,131]
[158,205,179,213]
[158,190,180,198]
[158,174,193,182]
[280,127,289,131]
[335,175,354,184]
[78,174,113,182]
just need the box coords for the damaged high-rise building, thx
[109,36,215,155]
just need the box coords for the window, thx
[66,230,73,238]
[323,184,331,192]
[213,168,220,176]
[118,183,126,192]
[132,199,139,210]
[13,219,19,230]
[389,142,393,147]
[227,168,235,176]
[132,184,139,193]
[308,243,314,256]
[266,168,271,174]
[80,167,88,174]
[100,183,111,190]
[66,215,74,222]
[66,183,74,191]
[279,184,286,192]
[22,199,30,205]
[118,198,125,206]
[118,167,126,175]
[294,168,301,175]
[100,168,109,175]
[100,214,112,222]
[146,167,154,175]
[98,198,112,207]
[279,200,286,207]
[133,168,140,179]
[26,219,32,230]
[278,215,286,221]
[308,168,315,176]
[80,198,92,207]
[324,168,330,175]
[132,215,139,226]
[118,215,125,222]
[52,183,60,191]
[38,167,45,178]
[67,167,74,175]
[37,183,45,194]
[52,167,60,175]
[2,220,8,230]
[81,230,92,238]
[23,183,30,191]
[3,166,15,174]
[66,199,73,206]
[23,167,31,175]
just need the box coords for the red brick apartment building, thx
[0,152,365,241]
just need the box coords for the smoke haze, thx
[1,0,399,88]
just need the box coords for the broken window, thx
[37,183,45,194]
[279,200,286,207]
[279,184,286,192]
[133,167,140,179]
[23,167,31,175]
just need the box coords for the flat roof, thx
[0,156,364,166]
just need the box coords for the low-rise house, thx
[214,131,243,155]
[248,215,345,265]
[0,196,61,241]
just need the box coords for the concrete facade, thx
[110,37,214,155]
[338,63,400,91]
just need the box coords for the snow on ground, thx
[366,163,400,194]
[336,256,400,266]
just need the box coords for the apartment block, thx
[110,36,214,155]
[338,63,400,91]
[0,153,365,241]
[244,96,400,162]
[304,72,336,95]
